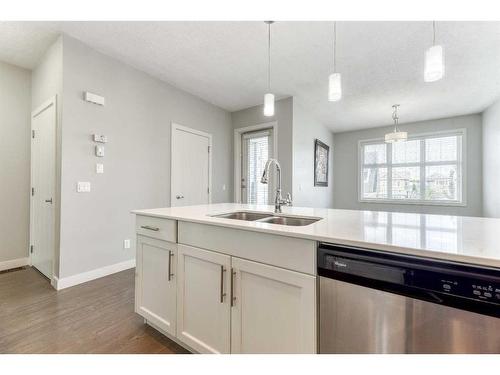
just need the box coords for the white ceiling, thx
[2,21,500,132]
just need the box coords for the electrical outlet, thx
[96,163,104,174]
[123,239,131,249]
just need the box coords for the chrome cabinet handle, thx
[45,198,53,204]
[176,195,184,199]
[168,251,174,281]
[220,266,226,303]
[140,225,159,231]
[230,268,236,307]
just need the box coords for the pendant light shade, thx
[424,21,444,83]
[328,22,342,102]
[424,44,444,82]
[385,130,408,143]
[264,93,275,116]
[263,21,275,117]
[328,73,342,102]
[385,104,408,143]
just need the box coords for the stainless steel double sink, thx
[211,211,321,226]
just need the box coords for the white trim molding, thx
[0,257,29,272]
[53,259,136,290]
[234,121,278,203]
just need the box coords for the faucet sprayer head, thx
[261,159,272,184]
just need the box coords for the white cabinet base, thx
[231,257,317,353]
[135,236,177,336]
[176,245,231,353]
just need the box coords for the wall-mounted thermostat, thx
[95,145,105,157]
[84,91,105,106]
[93,134,107,143]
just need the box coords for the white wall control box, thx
[93,134,107,143]
[95,145,105,157]
[84,91,105,106]
[77,182,91,192]
[96,163,104,174]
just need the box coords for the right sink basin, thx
[255,216,321,226]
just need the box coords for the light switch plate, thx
[123,239,131,249]
[77,182,91,192]
[96,163,104,174]
[95,145,105,157]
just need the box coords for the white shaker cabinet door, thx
[176,244,231,353]
[135,236,177,336]
[230,257,317,353]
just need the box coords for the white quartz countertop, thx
[132,203,500,269]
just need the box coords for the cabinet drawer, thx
[136,215,177,242]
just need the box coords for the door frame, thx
[233,121,278,203]
[29,95,57,282]
[171,122,213,205]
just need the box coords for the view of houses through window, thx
[360,131,463,204]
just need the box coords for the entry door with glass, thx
[241,129,273,205]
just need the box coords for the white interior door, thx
[171,123,211,207]
[30,97,56,280]
[241,129,273,204]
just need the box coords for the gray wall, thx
[0,61,31,263]
[482,98,500,218]
[58,36,233,278]
[293,101,335,208]
[31,36,63,276]
[333,114,483,217]
[231,97,294,196]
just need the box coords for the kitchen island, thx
[132,203,500,353]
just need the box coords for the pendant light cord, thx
[267,22,271,92]
[432,20,436,45]
[392,105,400,132]
[333,21,337,72]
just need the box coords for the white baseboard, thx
[0,257,29,272]
[54,259,136,290]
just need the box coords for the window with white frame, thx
[359,130,464,205]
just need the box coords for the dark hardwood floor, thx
[0,267,188,354]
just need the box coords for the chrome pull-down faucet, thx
[261,159,292,213]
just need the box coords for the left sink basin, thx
[211,211,273,221]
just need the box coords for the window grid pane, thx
[363,143,387,165]
[360,133,462,203]
[362,167,388,199]
[246,136,269,205]
[392,139,420,164]
[425,164,458,201]
[391,166,420,200]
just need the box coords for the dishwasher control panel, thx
[412,269,500,303]
[318,243,500,316]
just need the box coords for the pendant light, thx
[424,21,445,82]
[328,22,342,101]
[263,21,275,116]
[385,104,408,143]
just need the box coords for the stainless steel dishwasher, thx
[318,243,500,354]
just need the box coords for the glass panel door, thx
[241,129,273,204]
